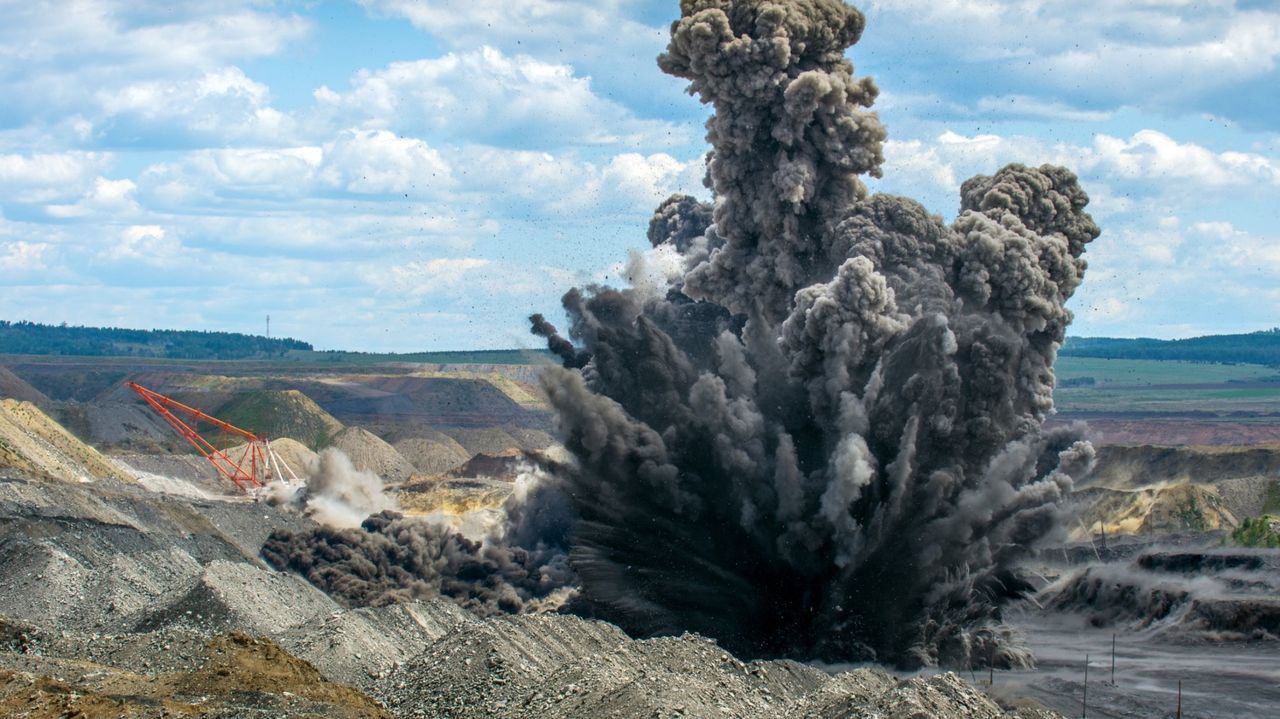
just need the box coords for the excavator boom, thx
[127,382,284,494]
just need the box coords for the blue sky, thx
[0,0,1277,351]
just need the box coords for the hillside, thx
[0,320,311,359]
[0,399,132,483]
[214,390,344,450]
[1062,329,1280,366]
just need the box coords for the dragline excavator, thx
[127,382,300,495]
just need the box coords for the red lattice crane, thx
[127,382,298,494]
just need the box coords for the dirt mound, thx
[393,432,471,475]
[331,427,415,484]
[53,400,177,451]
[1073,481,1240,538]
[0,366,48,407]
[441,426,522,455]
[279,601,476,691]
[215,389,343,450]
[0,399,132,483]
[508,426,556,451]
[1213,475,1280,519]
[0,632,391,718]
[447,449,526,480]
[135,559,341,636]
[0,474,315,632]
[1088,443,1280,488]
[373,614,1047,719]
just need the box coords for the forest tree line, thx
[1061,329,1280,366]
[0,321,311,359]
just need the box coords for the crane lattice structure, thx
[127,382,299,494]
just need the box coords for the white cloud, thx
[0,3,310,137]
[313,46,682,149]
[45,177,139,219]
[319,130,451,194]
[0,151,111,202]
[1087,130,1280,187]
[862,0,1280,121]
[103,224,180,263]
[0,241,48,272]
[376,257,491,297]
[879,129,1280,212]
[458,147,704,218]
[973,95,1112,123]
[354,0,677,111]
[94,67,295,146]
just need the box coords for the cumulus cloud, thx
[0,241,49,272]
[370,257,492,297]
[93,67,294,147]
[354,0,683,116]
[319,130,451,194]
[45,177,140,219]
[102,225,180,264]
[312,46,683,149]
[879,129,1280,214]
[0,3,309,141]
[861,0,1280,124]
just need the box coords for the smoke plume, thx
[528,0,1099,668]
[265,447,397,529]
[262,469,577,615]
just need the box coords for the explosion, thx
[264,0,1100,670]
[529,0,1098,667]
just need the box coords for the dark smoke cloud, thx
[530,313,589,369]
[528,0,1100,669]
[261,475,576,616]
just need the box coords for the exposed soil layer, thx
[1051,417,1280,446]
[0,400,132,483]
[1088,444,1280,488]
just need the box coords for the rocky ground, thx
[0,469,1067,718]
[3,359,1279,717]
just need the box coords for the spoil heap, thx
[393,432,472,475]
[332,427,416,485]
[0,399,132,483]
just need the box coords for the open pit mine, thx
[0,1,1277,718]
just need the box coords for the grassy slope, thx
[1054,357,1280,415]
[213,390,343,450]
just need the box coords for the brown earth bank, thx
[1050,416,1280,446]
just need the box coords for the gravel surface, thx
[0,465,1065,719]
[393,434,472,475]
[332,427,416,484]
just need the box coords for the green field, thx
[1055,356,1280,386]
[1053,357,1280,415]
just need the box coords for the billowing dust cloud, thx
[528,0,1099,668]
[262,469,576,615]
[266,447,398,528]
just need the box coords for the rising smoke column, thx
[531,0,1099,668]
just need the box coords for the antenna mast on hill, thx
[266,314,270,339]
[126,382,299,494]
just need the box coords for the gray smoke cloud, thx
[528,0,1100,669]
[1044,550,1280,641]
[261,468,576,615]
[265,447,398,529]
